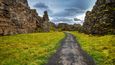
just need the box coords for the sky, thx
[28,0,96,24]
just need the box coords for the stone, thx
[83,0,115,35]
[42,11,50,32]
[0,0,50,35]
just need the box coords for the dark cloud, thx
[65,8,85,13]
[70,0,89,10]
[51,17,84,24]
[51,8,85,17]
[51,17,73,23]
[50,8,86,24]
[74,18,81,21]
[34,3,48,9]
[33,3,53,16]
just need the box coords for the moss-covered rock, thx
[83,0,115,35]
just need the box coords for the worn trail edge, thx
[46,32,96,65]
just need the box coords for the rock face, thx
[42,11,50,32]
[0,0,50,35]
[36,11,50,32]
[83,0,115,35]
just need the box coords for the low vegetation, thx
[0,32,65,65]
[71,32,115,65]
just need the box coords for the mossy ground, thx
[0,32,65,65]
[0,32,114,65]
[71,32,115,65]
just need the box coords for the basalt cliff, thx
[83,0,115,35]
[0,0,50,35]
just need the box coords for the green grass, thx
[71,32,115,65]
[0,32,65,65]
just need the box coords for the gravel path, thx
[46,32,96,65]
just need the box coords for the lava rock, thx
[0,0,50,35]
[83,0,115,35]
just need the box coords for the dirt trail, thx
[46,32,96,65]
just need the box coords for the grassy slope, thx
[0,32,65,65]
[71,32,115,65]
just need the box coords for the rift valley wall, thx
[0,0,50,35]
[83,0,115,35]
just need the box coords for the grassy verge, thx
[0,32,65,65]
[71,32,115,65]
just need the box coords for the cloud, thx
[51,17,84,24]
[28,0,96,24]
[34,3,48,9]
[74,18,81,21]
[65,8,85,13]
[51,8,85,18]
[51,17,73,23]
[33,3,53,16]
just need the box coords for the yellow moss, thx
[0,32,65,65]
[71,31,115,65]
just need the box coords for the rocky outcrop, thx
[83,0,115,35]
[0,0,50,35]
[36,11,50,32]
[41,11,50,32]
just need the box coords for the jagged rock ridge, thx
[0,0,50,35]
[83,0,115,35]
